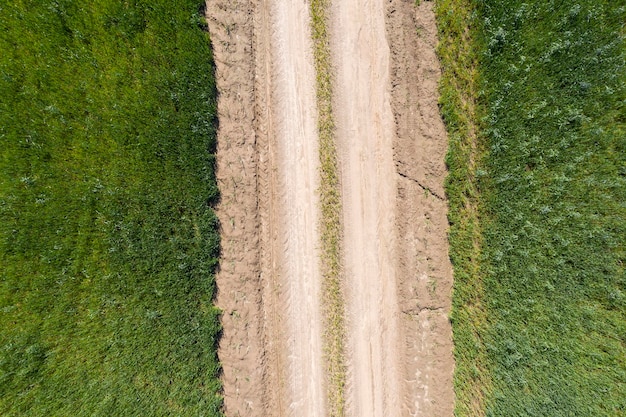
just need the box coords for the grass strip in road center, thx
[310,0,346,415]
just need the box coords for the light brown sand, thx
[265,0,325,414]
[208,0,325,415]
[205,1,266,415]
[330,0,402,414]
[385,1,456,415]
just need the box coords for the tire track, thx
[330,0,402,415]
[265,0,326,415]
[330,0,455,416]
[209,0,325,415]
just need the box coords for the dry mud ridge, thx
[206,0,454,415]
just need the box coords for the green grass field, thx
[2,0,625,415]
[0,1,222,415]
[438,0,626,415]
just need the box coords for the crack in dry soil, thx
[385,2,456,415]
[397,172,445,201]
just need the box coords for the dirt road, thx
[208,0,454,415]
[331,0,455,416]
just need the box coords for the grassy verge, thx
[435,0,491,415]
[309,0,346,415]
[438,0,626,415]
[0,1,222,415]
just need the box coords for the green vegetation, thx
[436,0,490,414]
[309,0,346,415]
[437,0,626,415]
[0,1,222,415]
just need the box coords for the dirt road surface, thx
[385,2,456,415]
[209,0,454,415]
[209,0,325,414]
[206,1,266,415]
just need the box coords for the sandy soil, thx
[332,0,455,416]
[209,0,325,415]
[331,0,402,415]
[385,2,455,415]
[205,1,266,415]
[265,0,326,415]
[209,0,454,415]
